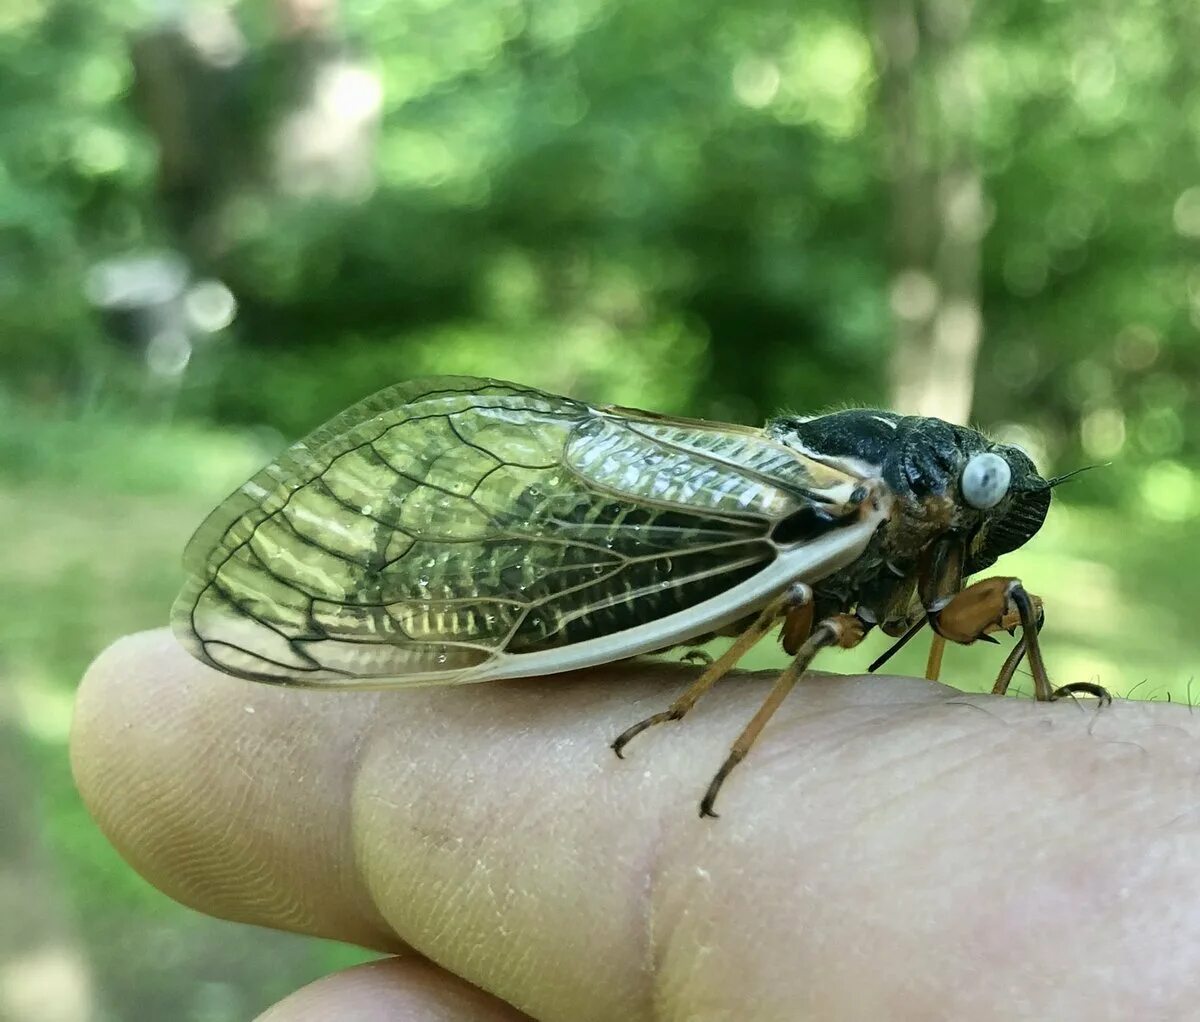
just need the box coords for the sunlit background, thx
[3,0,1199,1018]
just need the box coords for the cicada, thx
[172,376,1106,816]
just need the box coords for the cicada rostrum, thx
[172,376,1107,816]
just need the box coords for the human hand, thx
[73,630,1200,1020]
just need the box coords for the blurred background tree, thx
[2,0,1198,1018]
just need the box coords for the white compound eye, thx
[962,452,1011,509]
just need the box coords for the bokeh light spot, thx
[1139,461,1198,523]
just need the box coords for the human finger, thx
[255,957,529,1021]
[73,629,1200,1020]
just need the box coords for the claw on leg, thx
[1051,681,1113,704]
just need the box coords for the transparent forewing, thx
[172,376,868,686]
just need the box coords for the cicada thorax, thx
[801,447,994,636]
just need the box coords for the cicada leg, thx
[779,592,815,656]
[700,612,868,818]
[989,606,1112,704]
[611,583,813,759]
[925,633,947,682]
[990,600,1042,698]
[933,577,1111,704]
[866,621,951,683]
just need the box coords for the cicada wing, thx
[173,376,883,687]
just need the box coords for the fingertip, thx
[255,958,530,1022]
[70,628,181,828]
[70,627,400,950]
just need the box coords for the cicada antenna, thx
[1043,462,1109,489]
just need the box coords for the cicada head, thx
[767,409,1057,573]
[961,445,1052,573]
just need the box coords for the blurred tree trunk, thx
[130,0,376,263]
[871,0,985,424]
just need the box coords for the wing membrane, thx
[173,376,874,686]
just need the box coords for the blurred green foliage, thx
[5,0,1200,492]
[2,0,1200,1019]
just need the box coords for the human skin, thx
[73,629,1200,1021]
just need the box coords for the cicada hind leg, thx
[610,583,813,759]
[699,609,869,818]
[931,577,1112,704]
[613,581,877,817]
[611,580,874,817]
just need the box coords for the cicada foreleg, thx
[699,611,868,819]
[925,634,947,683]
[610,583,813,759]
[931,576,1112,704]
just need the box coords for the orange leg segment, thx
[925,633,947,682]
[699,612,867,818]
[934,577,1111,704]
[611,583,813,759]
